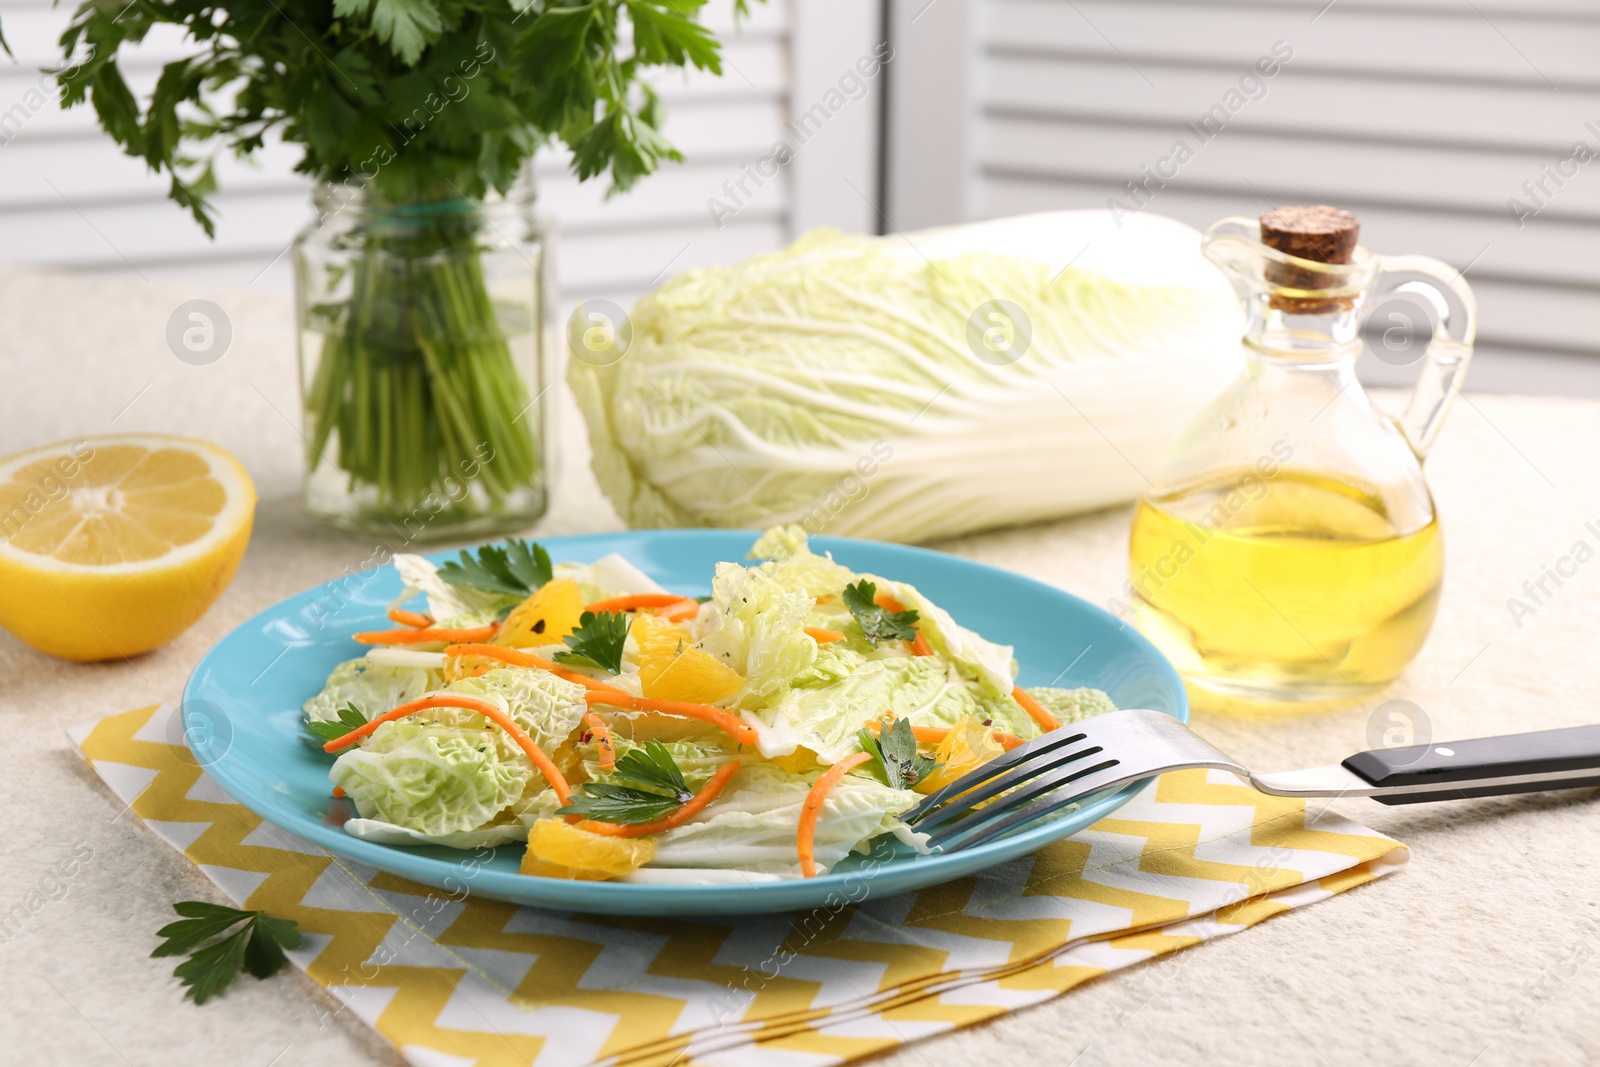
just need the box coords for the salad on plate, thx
[302,527,1115,883]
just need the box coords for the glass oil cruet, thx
[1128,206,1476,707]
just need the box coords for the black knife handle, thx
[1343,723,1600,806]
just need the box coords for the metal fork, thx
[905,709,1600,854]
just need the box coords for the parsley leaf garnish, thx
[558,784,684,824]
[152,901,301,1005]
[557,741,695,823]
[842,580,921,645]
[554,610,630,675]
[858,718,939,790]
[609,740,692,796]
[438,539,553,598]
[304,702,367,745]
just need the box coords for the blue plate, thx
[183,530,1186,916]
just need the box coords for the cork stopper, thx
[1259,205,1360,313]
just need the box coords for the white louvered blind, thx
[0,0,808,307]
[890,0,1600,395]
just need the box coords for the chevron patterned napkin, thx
[73,703,1405,1067]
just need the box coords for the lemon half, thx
[0,434,256,661]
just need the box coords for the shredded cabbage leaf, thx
[648,764,920,876]
[330,721,530,837]
[762,657,1037,763]
[392,553,513,628]
[303,658,438,724]
[342,818,529,849]
[553,552,666,603]
[1023,686,1119,725]
[695,562,817,709]
[749,524,859,600]
[874,577,1017,699]
[441,668,589,754]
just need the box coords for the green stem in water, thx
[306,197,539,520]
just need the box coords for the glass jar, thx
[1128,212,1475,708]
[292,176,552,542]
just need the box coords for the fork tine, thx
[931,784,1113,853]
[926,760,1138,852]
[915,710,1253,853]
[905,727,1090,822]
[910,742,1107,833]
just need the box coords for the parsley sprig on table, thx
[152,902,301,1005]
[842,580,921,645]
[554,611,630,675]
[438,539,553,599]
[558,741,694,823]
[858,718,939,791]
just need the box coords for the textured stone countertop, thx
[2,267,1596,1067]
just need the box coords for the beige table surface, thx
[2,266,1598,1067]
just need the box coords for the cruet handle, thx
[1367,254,1477,459]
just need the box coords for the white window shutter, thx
[885,0,1600,394]
[0,0,878,309]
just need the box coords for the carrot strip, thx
[986,728,1027,751]
[575,759,742,838]
[875,593,933,656]
[321,694,571,803]
[804,626,845,644]
[355,623,498,646]
[656,598,701,622]
[583,691,758,747]
[865,720,1026,751]
[386,608,434,628]
[584,712,616,772]
[585,593,691,613]
[1012,686,1060,732]
[443,643,629,696]
[332,786,346,798]
[798,752,874,877]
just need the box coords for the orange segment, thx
[519,817,656,880]
[768,746,823,775]
[914,718,1005,795]
[633,613,744,705]
[494,578,585,648]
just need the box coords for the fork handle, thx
[1344,723,1600,805]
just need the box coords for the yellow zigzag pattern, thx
[78,704,1407,1067]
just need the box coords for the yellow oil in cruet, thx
[1128,206,1474,705]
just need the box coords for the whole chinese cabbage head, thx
[570,211,1242,543]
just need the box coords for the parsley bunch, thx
[41,0,760,229]
[23,1,762,525]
